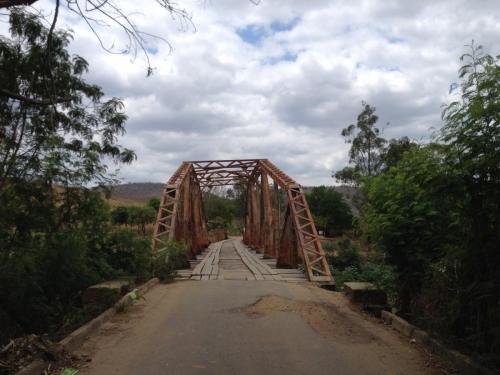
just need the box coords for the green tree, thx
[0,10,136,342]
[364,44,500,361]
[381,136,416,169]
[364,145,457,314]
[147,197,161,213]
[111,206,130,226]
[438,43,500,355]
[153,240,189,281]
[203,192,236,230]
[334,102,386,185]
[0,1,192,76]
[107,228,152,281]
[332,166,361,187]
[0,9,135,187]
[306,186,352,236]
[128,206,156,235]
[231,182,248,219]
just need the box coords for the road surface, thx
[77,240,441,375]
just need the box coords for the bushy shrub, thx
[0,228,109,337]
[147,197,161,212]
[0,10,147,345]
[332,265,361,288]
[332,239,362,269]
[111,206,130,225]
[153,241,189,282]
[58,292,120,339]
[332,262,398,306]
[107,228,152,282]
[322,241,336,252]
[327,238,397,306]
[208,216,228,230]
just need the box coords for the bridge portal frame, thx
[152,159,333,283]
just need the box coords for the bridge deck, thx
[177,238,307,282]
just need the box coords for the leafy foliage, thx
[381,136,416,169]
[330,238,361,269]
[0,11,155,344]
[362,44,500,364]
[128,206,156,235]
[0,0,194,76]
[334,102,386,185]
[332,263,398,306]
[0,9,135,187]
[111,204,157,234]
[333,166,361,187]
[306,186,352,236]
[111,206,130,225]
[437,43,500,360]
[203,190,244,233]
[147,197,161,212]
[107,228,152,282]
[153,240,189,282]
[364,145,457,312]
[324,238,397,306]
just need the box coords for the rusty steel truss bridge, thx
[152,159,333,283]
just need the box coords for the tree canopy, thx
[0,9,148,345]
[334,102,386,185]
[362,43,500,362]
[0,1,193,75]
[334,103,417,186]
[0,9,135,188]
[306,186,352,236]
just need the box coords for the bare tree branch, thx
[0,0,195,75]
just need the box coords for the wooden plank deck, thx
[175,238,307,282]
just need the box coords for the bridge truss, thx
[152,159,333,283]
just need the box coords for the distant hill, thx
[111,183,360,215]
[110,182,164,204]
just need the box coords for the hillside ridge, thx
[111,183,360,214]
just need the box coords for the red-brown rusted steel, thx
[191,176,209,254]
[152,158,333,283]
[152,162,192,254]
[260,169,274,258]
[250,183,262,252]
[272,181,280,258]
[277,205,296,267]
[181,173,192,256]
[243,186,252,245]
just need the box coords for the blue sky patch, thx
[270,17,300,32]
[263,51,298,65]
[236,24,268,45]
[146,46,159,55]
[237,17,301,45]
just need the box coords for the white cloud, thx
[5,0,500,185]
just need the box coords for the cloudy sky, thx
[16,1,500,184]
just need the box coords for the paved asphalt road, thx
[78,279,441,375]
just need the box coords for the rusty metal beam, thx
[272,181,280,258]
[261,170,274,258]
[153,158,333,284]
[277,205,297,268]
[152,163,193,254]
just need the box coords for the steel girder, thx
[152,159,333,283]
